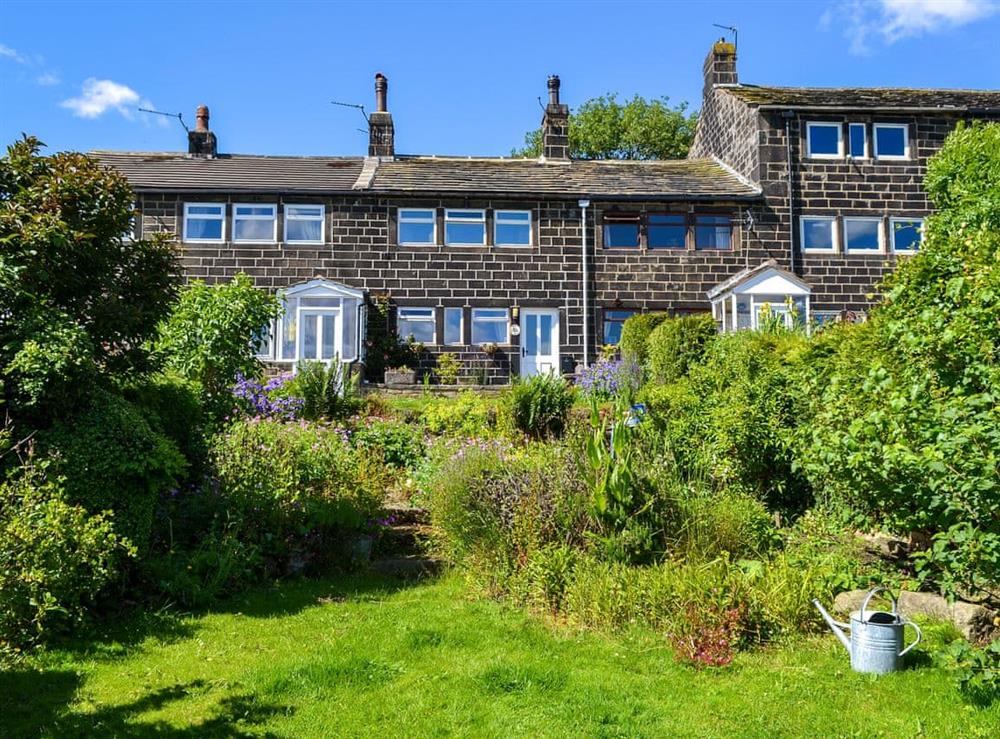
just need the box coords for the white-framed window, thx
[848,123,867,158]
[445,209,486,245]
[874,123,909,160]
[254,321,274,360]
[444,307,463,345]
[284,204,325,244]
[471,308,508,344]
[843,217,883,254]
[800,216,837,253]
[890,217,923,254]
[495,210,532,246]
[806,122,842,159]
[183,202,226,242]
[274,280,364,363]
[398,208,436,245]
[397,307,436,344]
[233,204,277,243]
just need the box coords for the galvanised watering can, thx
[813,586,921,675]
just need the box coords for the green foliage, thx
[122,372,208,479]
[800,123,1000,596]
[435,352,461,385]
[938,639,1000,706]
[0,136,179,387]
[211,418,390,567]
[350,419,425,469]
[420,390,498,437]
[513,94,697,160]
[503,374,575,439]
[286,360,361,421]
[39,391,186,553]
[154,273,280,417]
[1,466,132,653]
[362,295,422,382]
[676,491,779,562]
[617,312,668,364]
[645,313,718,384]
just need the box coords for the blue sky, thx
[1,0,997,158]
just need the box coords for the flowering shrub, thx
[577,358,642,400]
[232,372,303,420]
[668,601,747,668]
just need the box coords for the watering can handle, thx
[899,620,922,657]
[860,586,897,622]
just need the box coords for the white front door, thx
[520,309,560,377]
[298,308,341,362]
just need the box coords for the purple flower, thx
[578,358,642,399]
[232,372,304,420]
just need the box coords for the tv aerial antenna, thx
[712,23,738,55]
[331,100,370,134]
[137,108,189,132]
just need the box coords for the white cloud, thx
[36,72,60,86]
[0,42,27,64]
[61,78,152,120]
[828,0,997,54]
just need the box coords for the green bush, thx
[677,491,779,562]
[645,313,718,384]
[39,391,187,553]
[123,372,208,479]
[503,374,575,439]
[618,312,668,364]
[435,352,461,385]
[154,273,280,419]
[420,391,497,437]
[351,418,425,469]
[0,467,132,653]
[212,418,390,569]
[286,360,361,420]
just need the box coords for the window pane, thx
[602,310,636,345]
[447,210,484,221]
[235,206,274,217]
[875,126,906,157]
[280,299,298,360]
[474,308,507,320]
[496,223,531,245]
[445,222,485,244]
[524,314,538,355]
[539,314,552,355]
[809,124,840,155]
[186,218,222,240]
[497,211,530,222]
[844,219,880,250]
[648,215,686,248]
[399,221,435,243]
[234,217,274,241]
[604,223,639,248]
[400,209,434,220]
[287,219,322,242]
[802,218,835,250]
[188,205,223,216]
[398,309,435,343]
[694,216,731,250]
[849,124,866,157]
[321,315,337,360]
[892,220,922,252]
[472,318,506,344]
[303,314,318,360]
[342,300,358,360]
[444,308,463,344]
[287,206,323,218]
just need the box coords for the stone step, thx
[370,555,443,579]
[382,505,430,526]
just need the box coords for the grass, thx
[3,573,997,738]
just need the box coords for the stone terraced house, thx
[95,42,1000,383]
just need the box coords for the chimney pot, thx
[702,40,738,94]
[547,75,560,106]
[188,104,217,158]
[374,73,388,113]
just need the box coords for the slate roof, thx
[92,151,761,200]
[365,156,759,199]
[91,152,365,193]
[723,85,1000,111]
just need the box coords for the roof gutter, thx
[756,104,999,113]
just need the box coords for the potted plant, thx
[480,341,499,357]
[385,365,415,386]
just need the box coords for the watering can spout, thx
[813,599,851,652]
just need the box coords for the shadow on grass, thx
[0,670,288,738]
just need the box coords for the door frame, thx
[519,308,560,377]
[296,306,342,363]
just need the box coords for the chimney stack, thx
[188,104,218,158]
[541,75,569,161]
[368,73,395,158]
[703,39,738,95]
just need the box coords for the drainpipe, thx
[579,199,591,368]
[782,111,796,274]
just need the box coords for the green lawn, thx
[3,574,996,738]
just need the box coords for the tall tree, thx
[512,94,698,160]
